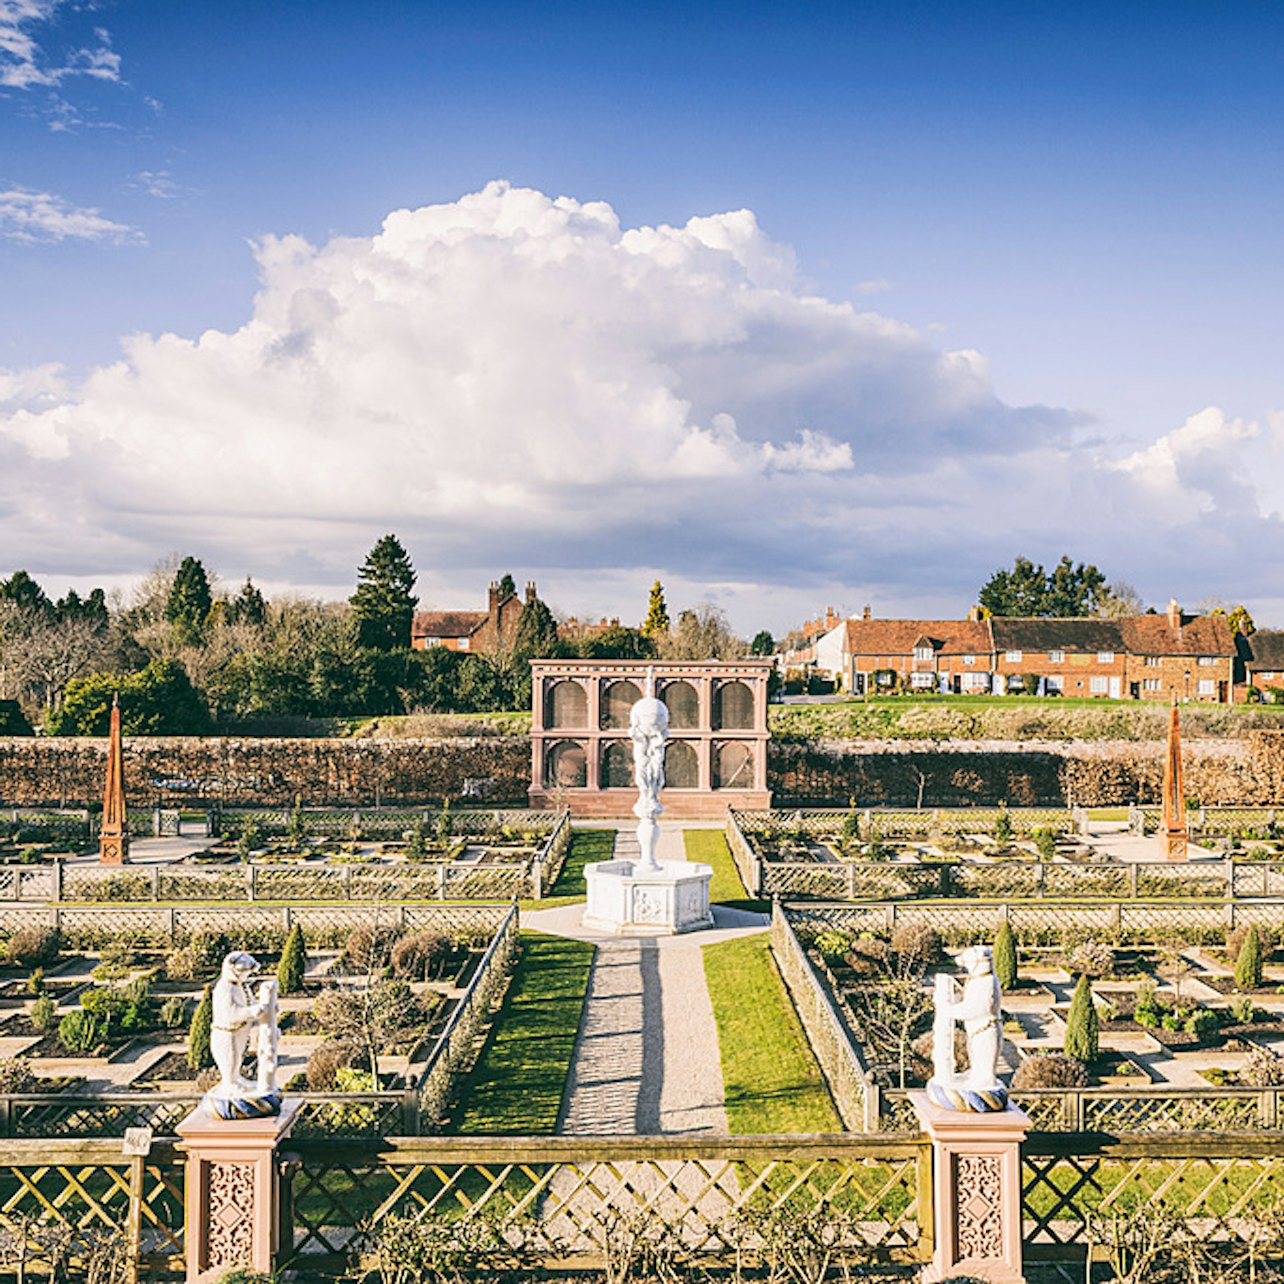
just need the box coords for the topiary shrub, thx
[1011,1052,1089,1090]
[1241,1045,1284,1088]
[391,931,449,981]
[1227,923,1276,960]
[306,1039,359,1090]
[1066,939,1114,978]
[1032,827,1057,860]
[159,996,188,1029]
[29,993,56,1033]
[891,922,940,966]
[5,926,60,969]
[59,1010,104,1055]
[187,985,213,1071]
[993,809,1013,845]
[1235,926,1264,992]
[1063,973,1099,1064]
[344,924,397,971]
[277,923,307,994]
[1185,1009,1219,1041]
[993,922,1018,991]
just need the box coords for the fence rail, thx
[733,806,1076,839]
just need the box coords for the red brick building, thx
[412,581,535,653]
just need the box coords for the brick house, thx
[836,618,993,696]
[989,618,1128,698]
[1119,601,1236,702]
[1239,630,1284,695]
[412,581,536,653]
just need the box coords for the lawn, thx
[450,930,595,1134]
[682,829,760,908]
[703,934,841,1134]
[546,828,615,899]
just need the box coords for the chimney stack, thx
[488,580,500,611]
[862,604,872,621]
[1167,598,1182,629]
[525,581,537,605]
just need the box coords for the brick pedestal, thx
[911,1093,1030,1284]
[177,1099,301,1283]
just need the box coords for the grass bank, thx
[703,934,841,1134]
[450,930,594,1134]
[682,829,764,911]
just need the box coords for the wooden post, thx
[125,1152,145,1284]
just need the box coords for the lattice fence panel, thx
[1042,865,1132,899]
[950,865,1043,899]
[763,865,851,900]
[1134,865,1229,898]
[349,867,447,901]
[10,1097,199,1138]
[440,865,527,900]
[1082,1093,1267,1134]
[156,869,246,901]
[254,867,348,901]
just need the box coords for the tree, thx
[1094,581,1145,618]
[659,604,746,660]
[642,579,670,637]
[226,577,267,627]
[55,587,108,626]
[577,625,655,660]
[165,556,213,642]
[512,592,559,661]
[1236,926,1263,992]
[350,535,418,651]
[750,630,775,656]
[1063,973,1099,1063]
[52,658,209,735]
[497,573,517,598]
[278,924,307,995]
[0,570,51,616]
[1228,605,1256,637]
[978,555,1109,617]
[993,921,1018,991]
[187,985,213,1071]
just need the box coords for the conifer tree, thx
[1064,973,1099,1063]
[350,535,418,650]
[643,579,669,636]
[165,556,212,641]
[278,923,307,994]
[188,985,213,1071]
[1236,925,1264,992]
[993,921,1018,991]
[227,577,267,627]
[512,591,558,660]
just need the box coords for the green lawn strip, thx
[546,828,615,899]
[681,829,766,912]
[702,934,841,1134]
[451,930,595,1134]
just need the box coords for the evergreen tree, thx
[350,535,418,650]
[993,921,1018,991]
[978,555,1108,617]
[187,985,213,1071]
[0,570,51,616]
[227,577,267,627]
[277,923,307,994]
[643,579,670,636]
[497,573,517,598]
[165,556,213,641]
[1063,973,1099,1063]
[512,592,559,660]
[1236,926,1264,991]
[750,630,775,655]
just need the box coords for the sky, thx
[2,0,1283,635]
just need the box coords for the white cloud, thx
[1,180,1279,630]
[0,1,120,90]
[857,277,892,295]
[0,189,139,243]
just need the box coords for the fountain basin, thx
[583,859,714,935]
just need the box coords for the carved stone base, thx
[582,859,713,935]
[177,1098,301,1283]
[98,833,129,864]
[911,1093,1030,1284]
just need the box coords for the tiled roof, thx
[844,619,992,656]
[412,609,488,639]
[1118,614,1236,657]
[1246,630,1284,669]
[989,617,1124,652]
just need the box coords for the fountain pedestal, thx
[583,858,713,935]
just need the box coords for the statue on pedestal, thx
[207,951,284,1120]
[629,667,669,873]
[927,944,1009,1112]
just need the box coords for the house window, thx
[1006,674,1024,691]
[1097,651,1114,664]
[1143,656,1160,667]
[1263,672,1277,681]
[1005,650,1022,663]
[1046,675,1064,691]
[424,637,442,648]
[1048,650,1064,663]
[1197,679,1216,696]
[1090,676,1108,694]
[1198,656,1217,666]
[911,672,935,688]
[1144,678,1161,691]
[962,654,975,665]
[457,637,470,651]
[913,645,933,662]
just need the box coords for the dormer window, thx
[913,645,933,662]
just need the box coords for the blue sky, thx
[2,0,1283,632]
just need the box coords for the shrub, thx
[1241,1045,1284,1088]
[865,837,893,862]
[391,931,449,981]
[59,1010,104,1054]
[1185,1009,1219,1041]
[80,987,129,1028]
[164,948,201,982]
[159,996,187,1029]
[5,926,60,969]
[0,1057,39,1092]
[30,993,57,1033]
[286,802,308,848]
[25,967,43,996]
[305,1039,359,1090]
[1032,827,1057,860]
[993,809,1013,845]
[1235,926,1264,991]
[344,924,397,971]
[844,937,890,977]
[1066,939,1114,978]
[188,986,213,1071]
[1229,996,1256,1025]
[839,808,860,846]
[891,922,940,966]
[812,929,852,964]
[1064,974,1099,1063]
[992,922,1017,991]
[1011,1052,1089,1089]
[435,800,453,843]
[277,923,307,994]
[404,818,428,860]
[335,1065,378,1092]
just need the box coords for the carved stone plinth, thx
[911,1093,1030,1284]
[177,1098,301,1283]
[583,859,713,935]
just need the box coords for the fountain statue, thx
[582,668,713,935]
[926,944,1009,1112]
[206,951,285,1120]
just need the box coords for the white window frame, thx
[457,637,471,651]
[1197,678,1215,696]
[1144,656,1160,667]
[913,645,933,662]
[910,671,935,688]
[1198,656,1217,666]
[1046,674,1064,691]
[1090,676,1108,694]
[1143,678,1161,691]
[962,653,975,665]
[1048,650,1064,663]
[1097,651,1115,664]
[1006,673,1024,691]
[1005,650,1022,663]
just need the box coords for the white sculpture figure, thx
[207,951,284,1119]
[629,667,669,873]
[927,944,1009,1112]
[255,978,280,1095]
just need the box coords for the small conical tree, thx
[1064,973,1099,1064]
[993,921,1018,992]
[643,579,670,637]
[278,923,307,995]
[187,985,213,1071]
[1236,925,1264,992]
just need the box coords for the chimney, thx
[1167,598,1182,629]
[862,604,872,621]
[488,581,500,611]
[525,581,537,605]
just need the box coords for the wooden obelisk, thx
[99,693,130,865]
[1161,696,1188,862]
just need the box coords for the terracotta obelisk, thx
[99,693,130,865]
[1161,695,1188,862]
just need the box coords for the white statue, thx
[927,944,1009,1112]
[207,951,284,1119]
[629,667,669,873]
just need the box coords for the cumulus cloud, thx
[0,180,1278,628]
[0,2,119,90]
[0,188,139,242]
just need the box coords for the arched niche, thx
[714,680,754,731]
[664,739,699,789]
[546,740,587,788]
[545,679,588,729]
[600,679,641,730]
[600,740,634,789]
[661,679,699,730]
[713,740,755,790]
